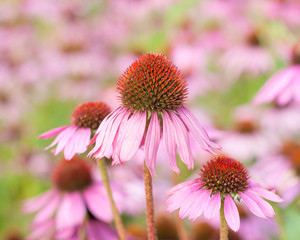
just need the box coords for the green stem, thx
[273,203,287,240]
[220,199,228,240]
[144,162,157,240]
[98,159,127,240]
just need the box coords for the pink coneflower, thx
[23,157,123,239]
[39,102,111,159]
[219,30,274,81]
[89,53,220,176]
[166,156,283,232]
[253,40,300,106]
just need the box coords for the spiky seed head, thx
[52,157,92,192]
[117,53,188,113]
[71,102,111,130]
[235,119,257,133]
[200,156,249,195]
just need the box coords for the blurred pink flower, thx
[253,65,300,106]
[39,102,111,159]
[89,53,219,176]
[166,156,283,232]
[23,157,124,239]
[219,44,273,81]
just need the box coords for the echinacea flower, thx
[23,157,124,239]
[39,102,111,159]
[253,39,300,106]
[89,53,220,176]
[166,156,283,232]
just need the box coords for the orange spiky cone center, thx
[71,102,111,130]
[117,53,188,112]
[200,156,249,195]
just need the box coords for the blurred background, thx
[1,0,300,239]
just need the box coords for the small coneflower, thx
[39,102,111,159]
[89,53,219,176]
[23,157,123,239]
[253,39,300,106]
[166,156,283,233]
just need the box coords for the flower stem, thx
[144,161,157,240]
[220,198,228,240]
[98,159,127,240]
[273,203,287,240]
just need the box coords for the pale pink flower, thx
[39,102,111,160]
[254,40,300,106]
[253,65,300,106]
[23,157,124,239]
[89,53,220,176]
[166,156,283,232]
[219,44,273,81]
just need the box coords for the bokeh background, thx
[1,0,300,239]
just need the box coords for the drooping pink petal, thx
[177,107,220,153]
[163,111,179,174]
[64,128,91,160]
[87,220,119,240]
[44,126,74,151]
[23,189,56,213]
[244,190,275,217]
[166,180,198,196]
[56,192,86,230]
[28,220,54,240]
[118,111,146,162]
[83,184,113,222]
[94,108,129,159]
[144,112,161,176]
[33,192,60,224]
[170,111,193,169]
[88,108,123,157]
[224,195,240,232]
[239,192,267,219]
[204,192,221,219]
[249,187,283,202]
[188,189,212,221]
[179,190,203,218]
[53,126,78,155]
[38,126,69,139]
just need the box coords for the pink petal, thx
[28,220,54,240]
[188,189,212,221]
[250,187,283,202]
[94,108,129,159]
[179,190,203,218]
[244,190,275,217]
[239,192,267,219]
[38,126,69,139]
[204,192,221,219]
[87,220,118,240]
[177,107,220,153]
[23,189,56,213]
[163,111,179,174]
[224,195,240,232]
[118,111,146,161]
[166,180,198,196]
[144,112,161,177]
[33,192,60,224]
[64,128,91,160]
[54,126,78,155]
[83,184,113,222]
[170,111,193,169]
[56,192,86,230]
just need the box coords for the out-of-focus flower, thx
[23,157,124,239]
[166,156,283,232]
[219,30,274,81]
[39,102,111,159]
[253,39,300,106]
[216,106,273,162]
[89,53,220,176]
[251,140,300,204]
